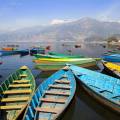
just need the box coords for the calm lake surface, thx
[0,42,120,120]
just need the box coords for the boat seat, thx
[9,84,31,88]
[19,74,28,77]
[45,91,70,96]
[1,97,29,102]
[49,84,71,89]
[55,80,70,84]
[36,107,59,114]
[0,104,25,110]
[13,80,29,83]
[40,97,66,103]
[3,89,32,94]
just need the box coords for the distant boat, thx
[102,54,120,62]
[69,65,120,113]
[30,47,45,55]
[0,61,2,65]
[102,61,120,78]
[33,57,100,63]
[23,67,76,120]
[48,52,84,58]
[0,66,36,120]
[34,58,100,71]
[34,53,85,59]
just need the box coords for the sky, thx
[0,0,120,30]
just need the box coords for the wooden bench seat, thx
[49,84,71,89]
[3,89,32,94]
[0,104,25,110]
[19,74,28,77]
[55,80,70,84]
[1,97,29,102]
[40,97,66,103]
[9,84,31,88]
[45,91,70,96]
[36,107,60,114]
[13,80,29,83]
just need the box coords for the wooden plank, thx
[3,89,32,94]
[40,97,66,103]
[49,84,71,89]
[45,91,70,96]
[19,74,27,77]
[36,107,59,114]
[20,66,28,70]
[13,80,29,83]
[55,80,70,84]
[1,97,29,102]
[9,84,31,88]
[0,104,25,110]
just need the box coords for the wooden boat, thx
[23,67,76,120]
[0,50,19,56]
[102,54,120,62]
[2,47,16,51]
[102,61,120,78]
[34,59,99,71]
[33,58,101,63]
[69,65,120,113]
[34,53,84,59]
[30,47,45,55]
[48,52,84,58]
[0,66,36,120]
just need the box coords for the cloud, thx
[50,19,73,25]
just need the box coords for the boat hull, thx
[79,81,120,113]
[70,65,120,114]
[0,66,36,120]
[35,61,98,71]
[102,54,120,62]
[102,62,120,78]
[23,68,76,120]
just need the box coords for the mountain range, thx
[1,18,120,42]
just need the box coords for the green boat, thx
[34,53,84,59]
[48,52,84,58]
[0,66,36,120]
[35,59,99,71]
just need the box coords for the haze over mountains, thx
[1,17,120,42]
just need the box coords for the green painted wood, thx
[0,66,36,120]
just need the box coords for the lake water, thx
[0,42,120,120]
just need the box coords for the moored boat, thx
[34,59,99,71]
[102,61,120,78]
[33,57,101,63]
[0,66,36,120]
[34,53,84,59]
[48,52,84,58]
[69,65,120,113]
[30,47,45,55]
[23,66,76,120]
[102,54,120,62]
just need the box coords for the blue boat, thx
[69,65,120,113]
[23,67,76,120]
[0,50,19,56]
[102,54,120,62]
[0,49,29,57]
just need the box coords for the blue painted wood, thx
[102,54,120,62]
[69,65,120,113]
[23,68,76,120]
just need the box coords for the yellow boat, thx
[102,61,120,78]
[33,58,100,63]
